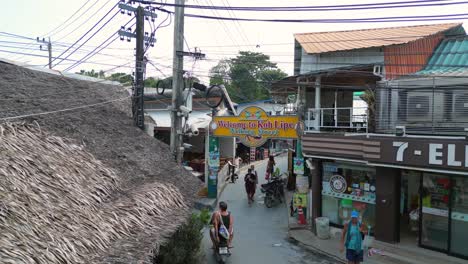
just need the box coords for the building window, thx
[450,176,468,257]
[322,162,377,230]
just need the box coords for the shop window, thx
[322,162,376,230]
[420,173,449,251]
[450,177,468,257]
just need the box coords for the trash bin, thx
[315,217,330,239]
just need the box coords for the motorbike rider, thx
[213,201,234,248]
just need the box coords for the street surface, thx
[202,155,335,264]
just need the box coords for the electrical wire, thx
[64,18,136,72]
[203,0,241,49]
[0,32,37,41]
[220,0,251,46]
[50,4,119,67]
[53,11,120,68]
[54,0,115,41]
[0,96,130,122]
[0,49,134,69]
[42,0,96,37]
[155,8,468,23]
[140,0,468,11]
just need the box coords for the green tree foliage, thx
[76,69,100,78]
[360,88,376,133]
[154,211,207,264]
[209,51,287,103]
[106,72,133,85]
[145,77,158,87]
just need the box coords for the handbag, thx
[362,226,373,250]
[218,213,230,240]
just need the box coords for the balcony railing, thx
[305,107,368,133]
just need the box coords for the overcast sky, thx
[0,0,467,83]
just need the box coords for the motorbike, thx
[214,239,231,263]
[261,176,286,208]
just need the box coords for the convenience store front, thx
[303,134,468,259]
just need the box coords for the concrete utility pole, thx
[170,0,185,163]
[134,6,145,130]
[37,37,52,69]
[118,3,156,130]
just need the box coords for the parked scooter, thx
[261,176,286,208]
[214,239,231,263]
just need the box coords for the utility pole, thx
[118,3,156,130]
[37,37,52,69]
[134,6,145,130]
[170,0,185,163]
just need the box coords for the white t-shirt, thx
[233,157,242,167]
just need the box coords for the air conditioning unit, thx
[406,91,444,122]
[451,92,468,122]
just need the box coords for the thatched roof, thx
[0,62,201,263]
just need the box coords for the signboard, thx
[211,106,301,147]
[380,139,468,171]
[293,193,307,207]
[302,134,468,172]
[207,137,219,198]
[250,147,256,161]
[293,157,304,175]
[330,175,347,193]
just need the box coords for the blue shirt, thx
[347,223,362,251]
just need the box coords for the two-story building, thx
[273,23,468,259]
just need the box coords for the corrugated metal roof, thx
[295,23,463,54]
[417,37,468,76]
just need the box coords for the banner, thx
[207,137,219,198]
[211,106,301,147]
[293,157,304,175]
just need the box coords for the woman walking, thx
[265,155,276,181]
[340,211,367,264]
[244,168,257,204]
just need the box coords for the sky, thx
[0,0,467,84]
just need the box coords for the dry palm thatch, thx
[0,123,189,264]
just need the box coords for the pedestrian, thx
[244,168,257,204]
[265,155,276,181]
[340,211,367,264]
[233,156,242,169]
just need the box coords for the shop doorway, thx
[400,171,421,245]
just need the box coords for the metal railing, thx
[305,107,368,132]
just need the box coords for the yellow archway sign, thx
[210,106,302,147]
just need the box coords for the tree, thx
[106,72,133,85]
[145,77,158,87]
[76,69,100,78]
[360,87,376,133]
[209,59,230,86]
[209,51,287,103]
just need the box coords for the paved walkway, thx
[202,155,336,264]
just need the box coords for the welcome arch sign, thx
[210,106,302,147]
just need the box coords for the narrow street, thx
[202,155,335,264]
